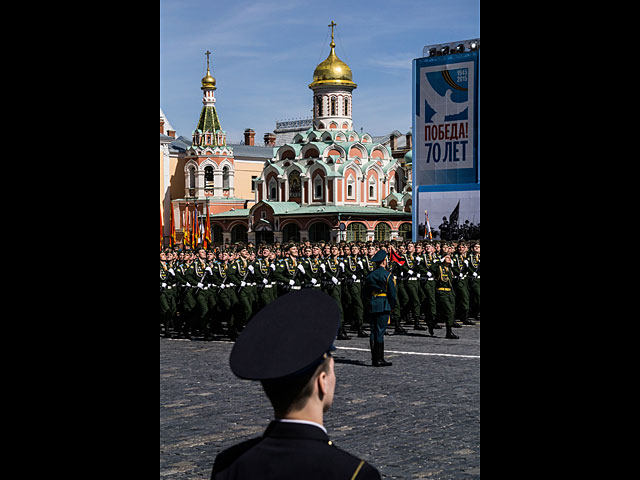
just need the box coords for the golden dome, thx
[201,67,216,90]
[201,50,217,90]
[309,27,356,89]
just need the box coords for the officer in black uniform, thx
[211,289,381,479]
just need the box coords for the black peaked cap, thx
[229,289,340,380]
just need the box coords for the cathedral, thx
[163,24,412,246]
[207,23,412,244]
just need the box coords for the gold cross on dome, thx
[205,50,211,69]
[328,21,336,40]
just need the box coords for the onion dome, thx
[309,22,356,89]
[201,50,217,90]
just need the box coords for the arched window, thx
[346,222,367,242]
[309,222,330,242]
[189,167,196,189]
[313,176,323,200]
[205,166,214,190]
[289,170,301,198]
[212,225,223,244]
[331,97,337,116]
[346,176,355,199]
[231,224,247,243]
[398,222,412,241]
[375,223,390,242]
[222,166,230,189]
[268,178,278,200]
[316,96,323,116]
[282,223,300,243]
[368,176,377,200]
[344,98,349,116]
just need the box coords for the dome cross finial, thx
[328,21,336,48]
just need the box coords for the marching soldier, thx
[273,243,303,295]
[299,244,324,292]
[428,253,459,339]
[253,245,277,308]
[227,244,255,336]
[321,244,350,340]
[452,242,475,326]
[344,244,367,337]
[467,241,480,321]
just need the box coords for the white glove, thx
[297,264,305,274]
[408,270,414,275]
[473,272,478,277]
[331,277,338,284]
[241,281,246,287]
[464,260,469,266]
[427,271,432,277]
[311,278,317,284]
[248,265,254,273]
[161,282,167,288]
[357,261,363,268]
[262,278,269,284]
[320,264,326,272]
[417,273,421,278]
[205,267,212,274]
[270,263,276,270]
[339,262,345,269]
[185,282,191,287]
[168,268,175,275]
[352,274,357,280]
[459,273,464,278]
[220,284,226,289]
[289,279,295,286]
[197,282,204,288]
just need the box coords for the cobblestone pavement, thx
[160,323,480,479]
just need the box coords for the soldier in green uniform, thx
[364,250,397,367]
[321,244,350,340]
[402,242,426,330]
[211,249,239,340]
[253,245,277,308]
[429,253,459,339]
[273,243,304,296]
[299,244,324,292]
[467,241,480,321]
[160,250,177,337]
[344,244,367,337]
[175,249,199,339]
[227,244,255,336]
[452,242,474,325]
[420,242,440,330]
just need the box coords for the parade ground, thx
[160,323,480,479]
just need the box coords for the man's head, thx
[229,290,340,419]
[261,354,335,418]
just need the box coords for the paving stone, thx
[160,323,480,479]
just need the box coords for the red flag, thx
[389,246,405,265]
[160,206,163,251]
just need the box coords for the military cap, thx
[229,290,340,381]
[371,250,387,263]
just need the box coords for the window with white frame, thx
[314,175,323,200]
[368,176,377,200]
[269,178,277,200]
[347,175,355,199]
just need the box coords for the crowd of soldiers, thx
[159,239,480,342]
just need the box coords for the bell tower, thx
[309,21,357,131]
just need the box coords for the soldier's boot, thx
[413,311,426,330]
[462,311,475,325]
[393,317,408,335]
[445,325,459,339]
[373,342,392,367]
[369,337,375,364]
[337,326,351,340]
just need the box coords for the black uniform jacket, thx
[211,420,381,479]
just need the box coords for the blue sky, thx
[160,0,479,143]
